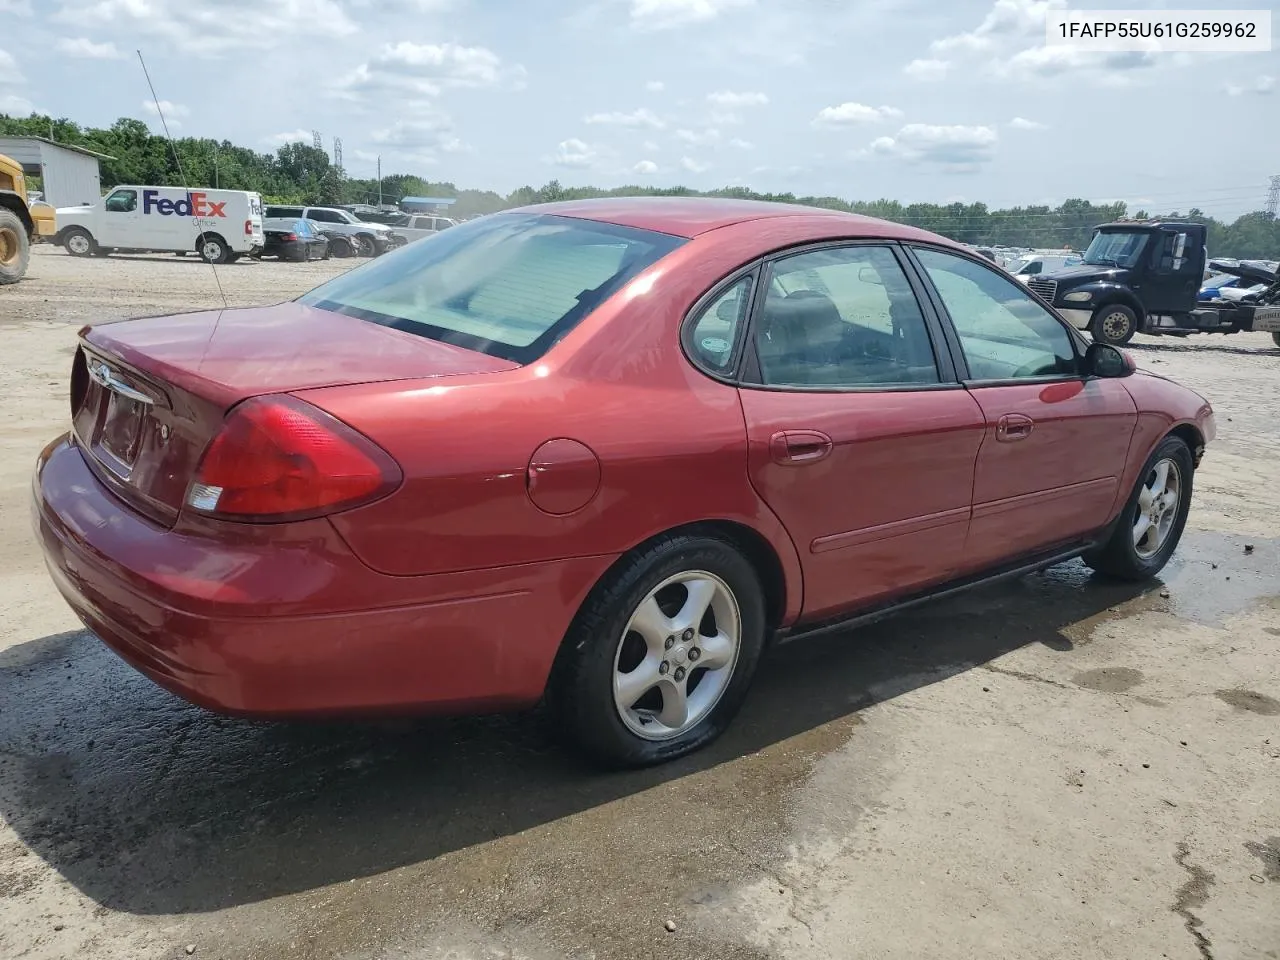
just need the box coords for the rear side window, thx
[266,206,303,218]
[687,275,753,375]
[300,213,685,364]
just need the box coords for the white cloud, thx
[868,123,998,168]
[550,138,596,168]
[0,0,32,13]
[55,37,123,59]
[370,112,465,158]
[680,156,710,173]
[728,137,753,149]
[0,48,22,84]
[676,127,721,146]
[265,129,316,146]
[931,0,1064,54]
[141,100,189,127]
[1009,116,1046,130]
[336,41,515,104]
[629,0,753,31]
[55,0,358,56]
[641,139,660,152]
[813,102,903,127]
[1226,75,1275,96]
[634,159,658,174]
[583,107,665,129]
[903,58,949,80]
[1001,44,1155,79]
[646,80,665,92]
[707,90,768,108]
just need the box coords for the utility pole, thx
[1266,175,1280,217]
[377,155,382,208]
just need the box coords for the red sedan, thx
[32,198,1215,767]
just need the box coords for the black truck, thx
[1024,219,1280,349]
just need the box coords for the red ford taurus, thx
[32,198,1215,766]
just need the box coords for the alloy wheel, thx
[1134,457,1181,559]
[611,570,741,741]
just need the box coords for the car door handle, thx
[769,430,833,464]
[996,414,1034,442]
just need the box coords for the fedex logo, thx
[142,190,227,217]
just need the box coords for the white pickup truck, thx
[388,214,460,244]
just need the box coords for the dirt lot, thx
[1,246,1278,960]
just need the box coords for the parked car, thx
[390,214,460,244]
[1007,253,1081,283]
[31,197,1215,768]
[263,205,401,256]
[308,221,357,258]
[261,217,329,261]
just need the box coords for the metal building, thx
[0,136,112,208]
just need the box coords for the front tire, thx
[1091,304,1138,345]
[1083,435,1194,581]
[0,208,30,284]
[62,227,96,258]
[549,534,766,768]
[1272,332,1280,349]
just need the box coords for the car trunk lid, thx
[73,302,518,526]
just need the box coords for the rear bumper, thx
[31,435,612,718]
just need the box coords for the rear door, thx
[908,245,1138,571]
[730,243,987,622]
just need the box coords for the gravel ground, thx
[1,246,1277,960]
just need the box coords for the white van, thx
[1007,253,1081,283]
[55,186,265,263]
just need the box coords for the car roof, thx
[511,196,948,242]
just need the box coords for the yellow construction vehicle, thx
[1,151,56,284]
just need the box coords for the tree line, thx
[3,112,1278,258]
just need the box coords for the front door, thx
[910,246,1139,570]
[735,243,987,622]
[97,188,139,246]
[1143,228,1201,314]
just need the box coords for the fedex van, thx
[55,186,265,264]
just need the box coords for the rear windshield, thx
[298,213,685,363]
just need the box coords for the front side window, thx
[914,247,1078,381]
[754,245,939,387]
[299,213,685,363]
[266,206,303,219]
[104,189,136,213]
[687,275,752,375]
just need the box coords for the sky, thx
[0,0,1277,219]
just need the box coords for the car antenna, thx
[136,49,228,310]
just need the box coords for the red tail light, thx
[282,232,298,241]
[185,395,401,522]
[244,219,253,236]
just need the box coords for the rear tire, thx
[197,235,230,264]
[62,227,96,258]
[0,208,30,284]
[1090,304,1138,345]
[1083,435,1193,581]
[357,233,380,257]
[548,534,766,768]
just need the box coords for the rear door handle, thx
[769,430,833,464]
[996,413,1034,441]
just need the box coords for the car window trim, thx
[902,242,1091,386]
[734,239,959,393]
[679,264,764,385]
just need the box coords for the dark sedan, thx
[261,217,329,262]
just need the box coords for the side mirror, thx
[1086,342,1135,378]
